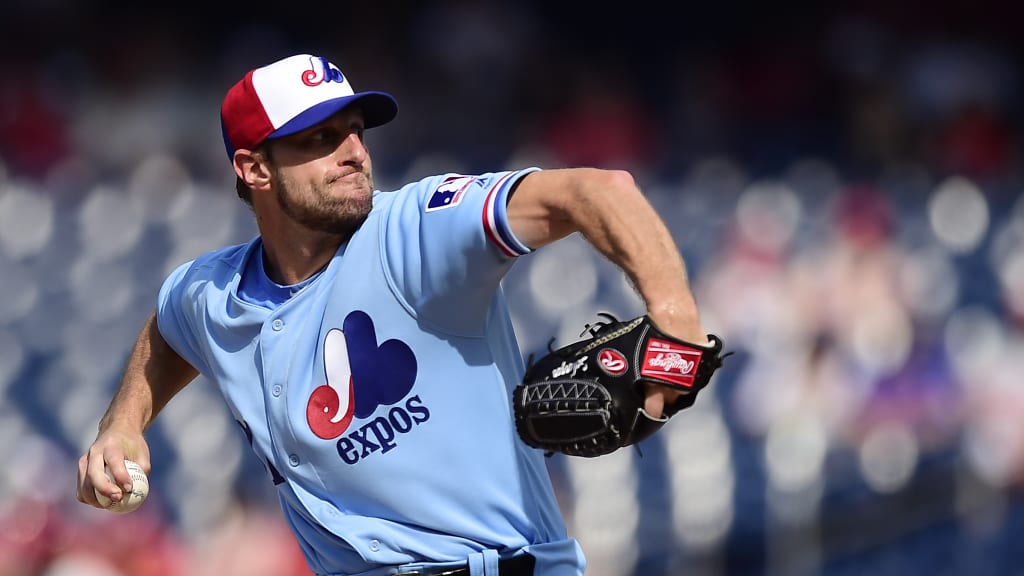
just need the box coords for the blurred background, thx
[1,0,1023,574]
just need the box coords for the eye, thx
[310,128,337,144]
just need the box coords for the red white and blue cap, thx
[220,54,398,160]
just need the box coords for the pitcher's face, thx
[266,108,374,234]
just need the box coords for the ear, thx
[233,149,272,191]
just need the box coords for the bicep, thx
[505,169,580,250]
[506,168,638,250]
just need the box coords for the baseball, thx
[94,459,149,514]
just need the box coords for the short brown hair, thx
[235,175,253,208]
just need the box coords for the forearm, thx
[511,168,703,339]
[99,311,198,434]
[570,171,700,322]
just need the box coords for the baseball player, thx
[76,53,711,576]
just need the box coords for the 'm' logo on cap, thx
[302,56,346,87]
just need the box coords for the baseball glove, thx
[513,313,728,457]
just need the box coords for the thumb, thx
[643,384,667,419]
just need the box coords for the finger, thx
[105,454,135,496]
[79,450,121,507]
[89,447,124,503]
[77,453,98,505]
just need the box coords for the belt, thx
[400,553,535,576]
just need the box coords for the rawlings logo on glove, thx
[513,313,729,458]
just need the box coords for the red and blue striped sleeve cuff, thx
[481,168,538,258]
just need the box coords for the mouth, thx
[328,170,368,186]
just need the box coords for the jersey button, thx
[288,454,300,466]
[272,385,282,397]
[271,319,284,331]
[369,540,380,552]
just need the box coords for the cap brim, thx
[268,91,398,140]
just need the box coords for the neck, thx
[257,218,346,285]
[262,236,340,285]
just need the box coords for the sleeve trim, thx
[482,169,536,258]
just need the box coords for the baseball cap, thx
[220,54,398,160]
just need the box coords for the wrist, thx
[646,301,705,343]
[99,412,148,436]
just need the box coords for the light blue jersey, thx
[156,168,586,576]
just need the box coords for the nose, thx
[337,132,367,165]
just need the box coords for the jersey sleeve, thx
[156,260,212,376]
[380,168,539,335]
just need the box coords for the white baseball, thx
[94,459,149,514]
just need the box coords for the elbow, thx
[572,168,642,204]
[605,168,638,189]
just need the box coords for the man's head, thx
[220,54,398,207]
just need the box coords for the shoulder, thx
[373,169,543,210]
[169,239,256,285]
[373,173,464,202]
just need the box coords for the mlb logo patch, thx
[426,176,474,212]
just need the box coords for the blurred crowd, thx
[1,1,1023,575]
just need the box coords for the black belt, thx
[403,553,535,576]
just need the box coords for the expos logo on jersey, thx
[306,310,430,465]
